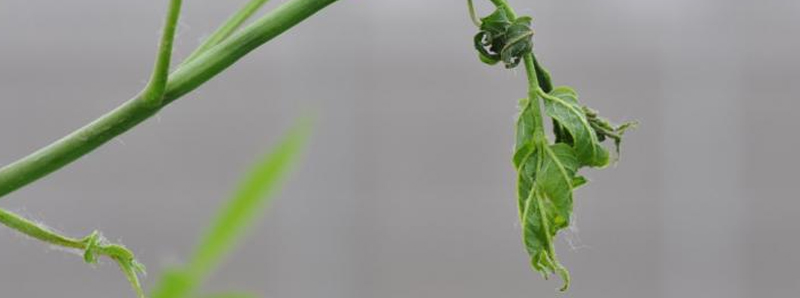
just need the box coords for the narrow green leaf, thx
[196,293,258,298]
[191,118,311,278]
[150,117,313,298]
[150,269,193,298]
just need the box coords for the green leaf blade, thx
[541,87,610,168]
[189,118,311,276]
[515,94,579,289]
[518,144,578,291]
[539,144,579,231]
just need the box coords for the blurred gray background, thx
[1,0,798,297]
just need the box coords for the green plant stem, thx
[467,0,481,27]
[523,54,546,139]
[142,0,183,107]
[0,208,147,297]
[489,0,513,16]
[0,208,86,250]
[182,0,272,66]
[0,1,183,296]
[0,0,340,199]
[488,0,545,137]
[164,0,339,101]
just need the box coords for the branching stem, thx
[142,0,183,108]
[181,0,272,66]
[0,0,340,199]
[0,0,340,297]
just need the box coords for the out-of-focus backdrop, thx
[1,0,798,297]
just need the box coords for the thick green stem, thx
[164,0,339,101]
[142,0,183,107]
[181,0,272,66]
[0,0,340,199]
[524,54,546,140]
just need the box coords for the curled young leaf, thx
[500,17,534,68]
[473,9,534,68]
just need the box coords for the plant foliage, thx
[470,0,636,291]
[150,118,311,298]
[0,0,330,296]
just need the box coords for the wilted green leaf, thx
[471,0,636,291]
[540,87,610,167]
[516,96,579,290]
[520,144,578,290]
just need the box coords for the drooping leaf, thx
[514,93,579,290]
[532,56,577,148]
[516,141,579,290]
[521,144,579,291]
[469,2,635,291]
[514,96,540,216]
[514,89,634,291]
[540,87,610,167]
